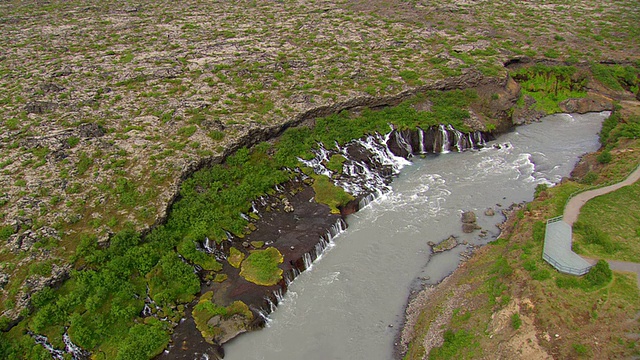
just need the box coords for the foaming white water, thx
[224,112,608,360]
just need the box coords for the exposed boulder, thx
[558,94,613,114]
[485,208,495,216]
[77,122,105,138]
[461,211,477,223]
[461,210,481,233]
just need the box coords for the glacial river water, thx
[223,112,608,360]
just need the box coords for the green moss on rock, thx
[228,247,245,268]
[311,174,354,214]
[239,247,283,286]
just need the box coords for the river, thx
[222,112,608,360]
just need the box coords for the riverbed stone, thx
[462,223,477,233]
[485,208,495,216]
[431,235,458,253]
[461,211,477,223]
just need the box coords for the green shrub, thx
[511,313,522,330]
[534,183,548,198]
[207,130,225,141]
[584,260,612,287]
[596,150,612,164]
[429,329,478,359]
[66,136,80,148]
[531,269,551,281]
[115,319,169,360]
[510,64,587,114]
[532,221,545,243]
[177,125,197,138]
[599,112,621,144]
[581,171,598,185]
[0,226,14,241]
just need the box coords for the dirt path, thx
[563,164,640,288]
[563,164,640,225]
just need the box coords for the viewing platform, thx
[542,216,593,276]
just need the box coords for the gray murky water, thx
[224,112,608,360]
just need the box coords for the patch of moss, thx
[311,174,354,214]
[239,247,283,286]
[326,154,346,173]
[213,274,228,283]
[250,241,264,248]
[192,293,253,344]
[228,247,245,268]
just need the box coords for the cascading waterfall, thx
[447,125,464,151]
[30,332,65,360]
[439,124,451,153]
[30,330,89,360]
[299,127,486,211]
[201,126,486,336]
[418,128,426,154]
[257,219,346,324]
[394,130,413,157]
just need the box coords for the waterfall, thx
[439,125,451,153]
[448,125,464,152]
[297,144,332,177]
[394,130,413,157]
[302,253,313,270]
[30,332,65,360]
[418,128,426,154]
[203,237,215,254]
[63,331,90,360]
[30,330,89,360]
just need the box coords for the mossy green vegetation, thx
[228,247,245,268]
[511,64,587,114]
[192,291,253,344]
[429,329,480,360]
[239,247,284,286]
[326,154,346,173]
[311,174,355,214]
[590,63,640,92]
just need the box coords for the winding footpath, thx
[563,164,640,289]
